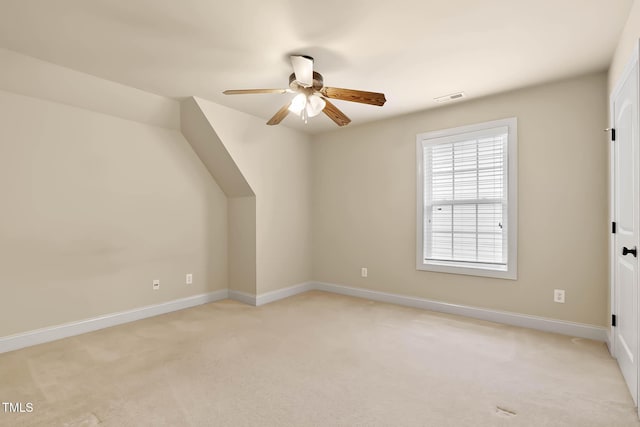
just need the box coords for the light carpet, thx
[0,290,638,426]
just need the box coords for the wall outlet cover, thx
[553,289,565,303]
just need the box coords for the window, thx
[416,118,517,279]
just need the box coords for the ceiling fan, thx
[223,55,386,127]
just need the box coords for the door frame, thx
[609,40,640,408]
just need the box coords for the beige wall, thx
[610,0,640,92]
[195,99,312,294]
[0,78,227,337]
[311,72,608,326]
[180,97,257,294]
[228,196,257,294]
[0,46,612,336]
[0,49,312,339]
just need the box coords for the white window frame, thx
[416,117,518,280]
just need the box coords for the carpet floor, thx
[0,290,638,426]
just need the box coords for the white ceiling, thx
[0,0,634,133]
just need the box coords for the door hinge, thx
[612,221,617,234]
[612,314,617,327]
[605,128,616,141]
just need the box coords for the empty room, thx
[3,1,640,426]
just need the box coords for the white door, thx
[613,59,640,406]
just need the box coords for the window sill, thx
[417,260,517,280]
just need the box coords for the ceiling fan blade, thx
[322,99,351,127]
[290,55,314,88]
[266,102,291,126]
[223,89,289,95]
[320,87,386,106]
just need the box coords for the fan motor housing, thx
[289,72,324,91]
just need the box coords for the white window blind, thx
[417,118,517,279]
[424,127,507,266]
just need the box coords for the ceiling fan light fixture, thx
[288,93,326,122]
[288,93,307,114]
[306,94,326,117]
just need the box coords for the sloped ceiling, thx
[0,0,633,133]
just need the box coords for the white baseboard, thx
[230,281,606,341]
[256,282,314,306]
[228,282,314,306]
[606,329,614,356]
[228,290,256,306]
[1,280,608,354]
[312,282,607,342]
[0,289,228,354]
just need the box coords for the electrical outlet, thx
[186,273,193,285]
[361,267,368,278]
[153,279,160,290]
[553,289,565,303]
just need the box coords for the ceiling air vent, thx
[434,92,465,103]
